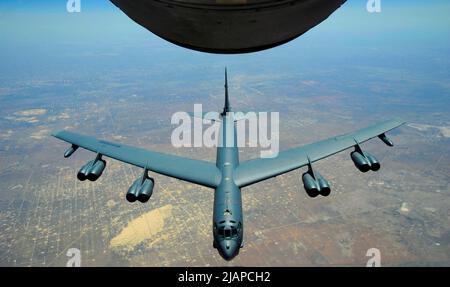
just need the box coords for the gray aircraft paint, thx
[53,70,405,260]
[213,70,244,259]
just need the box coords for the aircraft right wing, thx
[234,118,405,188]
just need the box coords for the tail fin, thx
[224,68,230,113]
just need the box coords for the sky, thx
[0,0,449,80]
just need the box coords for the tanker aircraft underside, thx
[109,0,347,54]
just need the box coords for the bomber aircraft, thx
[53,70,404,260]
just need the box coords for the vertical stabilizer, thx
[224,68,231,113]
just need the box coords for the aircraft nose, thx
[218,240,239,261]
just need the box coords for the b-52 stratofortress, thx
[53,70,405,260]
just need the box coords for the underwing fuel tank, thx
[110,0,347,54]
[64,145,78,158]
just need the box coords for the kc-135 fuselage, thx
[110,0,347,54]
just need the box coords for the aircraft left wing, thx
[234,118,405,188]
[52,131,221,188]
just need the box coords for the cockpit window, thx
[216,222,241,239]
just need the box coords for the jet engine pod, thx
[126,176,155,203]
[77,157,107,182]
[87,160,106,181]
[126,178,141,202]
[110,0,347,54]
[137,178,154,203]
[351,151,370,173]
[77,160,95,181]
[351,151,380,172]
[302,171,331,198]
[302,172,320,198]
[365,153,380,172]
[315,172,331,197]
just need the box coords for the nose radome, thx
[218,240,239,261]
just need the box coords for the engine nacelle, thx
[126,176,154,203]
[302,171,331,197]
[302,173,319,198]
[77,159,106,182]
[351,151,380,172]
[316,173,331,197]
[77,160,94,181]
[126,178,141,202]
[137,178,154,203]
[351,151,370,172]
[87,160,106,181]
[365,153,380,171]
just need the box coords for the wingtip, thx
[396,118,407,126]
[389,117,407,127]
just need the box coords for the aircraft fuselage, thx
[212,108,243,260]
